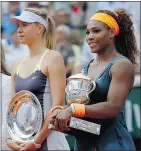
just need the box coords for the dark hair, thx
[1,45,11,76]
[97,10,138,66]
[11,29,17,35]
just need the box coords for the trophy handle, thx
[86,81,96,100]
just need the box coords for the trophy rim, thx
[7,90,43,142]
[67,73,92,81]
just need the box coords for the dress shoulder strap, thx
[33,49,49,72]
[110,55,127,64]
[81,59,94,74]
[16,56,27,75]
[88,59,94,69]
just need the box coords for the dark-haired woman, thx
[50,10,137,151]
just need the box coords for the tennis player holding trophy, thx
[49,9,136,151]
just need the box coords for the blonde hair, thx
[25,8,55,50]
[1,45,10,76]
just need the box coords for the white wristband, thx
[31,140,41,149]
[70,103,75,115]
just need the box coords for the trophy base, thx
[69,117,101,135]
[48,117,101,137]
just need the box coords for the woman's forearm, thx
[34,114,51,145]
[85,101,120,119]
[34,108,62,145]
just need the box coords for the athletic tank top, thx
[66,56,130,141]
[76,56,135,150]
[14,50,70,150]
[14,50,50,121]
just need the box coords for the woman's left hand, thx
[18,141,37,151]
[55,106,73,132]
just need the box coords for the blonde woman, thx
[1,45,12,150]
[7,8,70,151]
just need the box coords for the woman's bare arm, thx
[34,51,66,144]
[85,59,135,119]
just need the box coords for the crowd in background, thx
[1,1,141,77]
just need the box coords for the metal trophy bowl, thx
[65,72,96,105]
[7,90,42,142]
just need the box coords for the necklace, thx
[95,60,103,65]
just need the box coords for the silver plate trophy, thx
[49,71,101,135]
[7,90,42,142]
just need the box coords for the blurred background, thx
[1,1,141,150]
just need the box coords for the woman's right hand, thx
[49,108,62,131]
[48,105,70,131]
[7,138,25,151]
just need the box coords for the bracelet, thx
[6,137,12,142]
[70,103,75,115]
[49,105,63,115]
[31,140,41,149]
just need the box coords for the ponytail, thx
[114,10,138,65]
[44,16,55,50]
